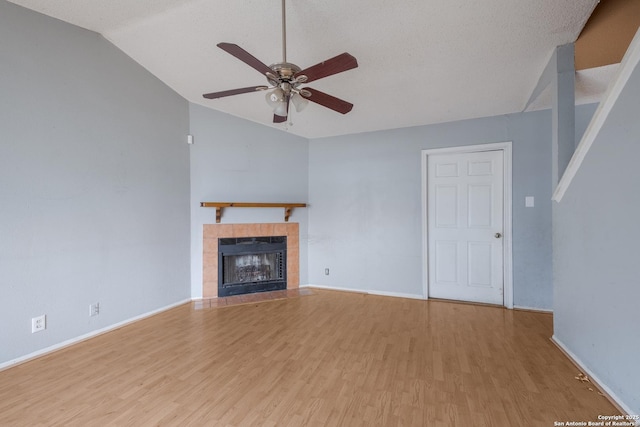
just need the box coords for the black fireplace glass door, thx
[223,253,283,285]
[218,236,287,297]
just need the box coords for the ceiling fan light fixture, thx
[273,101,288,117]
[266,85,289,117]
[265,87,285,108]
[291,92,309,112]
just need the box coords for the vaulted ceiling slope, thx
[8,0,598,138]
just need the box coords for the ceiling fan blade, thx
[294,53,358,83]
[203,85,268,99]
[217,42,274,77]
[302,87,353,114]
[273,95,290,123]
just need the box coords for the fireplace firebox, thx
[218,236,287,297]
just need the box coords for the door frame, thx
[421,141,513,308]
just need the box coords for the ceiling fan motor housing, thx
[268,62,305,89]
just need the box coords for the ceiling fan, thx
[202,0,358,124]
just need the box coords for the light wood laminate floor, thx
[0,289,618,426]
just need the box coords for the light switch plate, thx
[525,196,535,207]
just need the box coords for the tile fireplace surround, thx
[202,223,300,298]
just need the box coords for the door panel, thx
[468,241,492,287]
[468,184,492,227]
[428,150,504,305]
[435,241,458,283]
[435,185,458,227]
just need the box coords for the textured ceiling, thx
[8,0,600,138]
[524,64,620,112]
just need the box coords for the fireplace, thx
[202,223,299,298]
[218,236,287,297]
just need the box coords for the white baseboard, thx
[301,284,425,300]
[303,285,556,310]
[0,298,191,372]
[552,335,638,420]
[513,305,553,313]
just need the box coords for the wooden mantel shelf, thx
[200,202,307,223]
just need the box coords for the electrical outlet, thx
[32,315,46,333]
[89,303,100,317]
[324,268,330,275]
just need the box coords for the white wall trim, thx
[552,335,638,419]
[513,305,553,314]
[553,28,640,202]
[301,284,425,300]
[0,298,191,372]
[421,141,514,308]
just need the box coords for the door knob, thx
[495,232,502,238]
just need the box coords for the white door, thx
[427,150,504,305]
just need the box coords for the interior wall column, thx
[552,43,576,188]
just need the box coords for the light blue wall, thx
[307,106,596,309]
[553,60,640,414]
[552,44,576,187]
[188,104,309,297]
[0,2,191,365]
[308,112,551,305]
[575,103,598,146]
